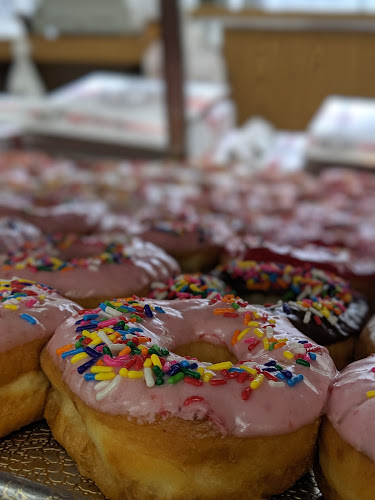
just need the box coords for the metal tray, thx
[0,421,323,499]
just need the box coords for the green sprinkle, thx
[126,341,136,348]
[131,348,142,355]
[296,358,310,367]
[181,368,201,379]
[231,302,240,310]
[168,372,185,384]
[155,378,164,386]
[160,348,169,357]
[103,346,113,358]
[275,364,283,371]
[153,366,164,378]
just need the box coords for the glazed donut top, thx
[147,273,233,300]
[47,295,336,437]
[326,354,375,462]
[0,277,80,353]
[1,235,180,302]
[216,260,370,346]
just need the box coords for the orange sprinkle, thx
[141,347,149,356]
[274,341,287,349]
[129,317,137,323]
[119,346,131,356]
[137,336,151,344]
[231,329,241,345]
[56,343,74,356]
[333,308,342,316]
[96,359,104,366]
[213,308,233,315]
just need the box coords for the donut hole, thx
[174,340,237,365]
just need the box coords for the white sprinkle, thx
[97,330,113,346]
[144,366,155,388]
[207,291,219,300]
[310,307,323,317]
[96,375,122,401]
[266,326,274,338]
[104,305,122,317]
[268,381,285,388]
[303,311,312,324]
[93,381,110,391]
[107,343,126,352]
[327,315,338,325]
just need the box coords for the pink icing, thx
[46,298,336,437]
[326,354,375,462]
[0,278,80,353]
[2,238,180,302]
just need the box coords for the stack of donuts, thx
[0,149,374,500]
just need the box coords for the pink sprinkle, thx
[26,298,37,307]
[96,344,104,352]
[103,354,125,366]
[162,362,171,373]
[98,318,118,327]
[371,367,375,373]
[304,343,313,348]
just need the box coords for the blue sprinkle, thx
[84,373,96,381]
[62,348,85,359]
[167,364,181,376]
[264,360,276,366]
[127,327,143,334]
[276,372,285,380]
[228,367,244,372]
[263,367,277,372]
[118,306,137,313]
[281,370,292,379]
[155,306,166,314]
[20,313,37,325]
[298,340,308,344]
[189,363,198,370]
[84,346,102,358]
[83,314,99,320]
[75,324,97,332]
[309,352,317,361]
[77,357,97,374]
[99,303,107,311]
[144,304,153,318]
[282,302,291,314]
[180,360,190,368]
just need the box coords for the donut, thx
[0,277,80,438]
[355,314,375,360]
[0,216,42,252]
[146,272,233,300]
[41,295,336,500]
[215,260,370,369]
[316,355,375,500]
[100,211,232,273]
[1,235,180,308]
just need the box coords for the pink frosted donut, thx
[0,216,42,252]
[41,295,336,499]
[317,355,375,500]
[1,235,180,308]
[0,277,80,438]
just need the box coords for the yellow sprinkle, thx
[128,370,144,379]
[82,330,97,339]
[367,390,375,399]
[197,367,205,376]
[254,328,264,338]
[108,334,117,341]
[4,304,18,310]
[103,327,114,334]
[119,368,129,377]
[143,358,152,368]
[283,350,294,360]
[247,321,260,327]
[239,365,258,376]
[250,374,265,390]
[321,308,330,318]
[88,338,102,346]
[209,361,233,371]
[95,372,116,381]
[263,338,269,350]
[151,353,162,369]
[203,371,214,383]
[91,366,114,373]
[237,328,250,342]
[253,311,262,318]
[71,353,88,364]
[39,294,45,300]
[269,318,276,324]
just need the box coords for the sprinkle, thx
[283,351,294,360]
[144,366,155,387]
[168,372,185,384]
[209,361,233,371]
[367,390,375,398]
[96,375,122,401]
[20,313,37,324]
[183,396,204,406]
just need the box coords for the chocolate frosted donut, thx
[216,260,370,369]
